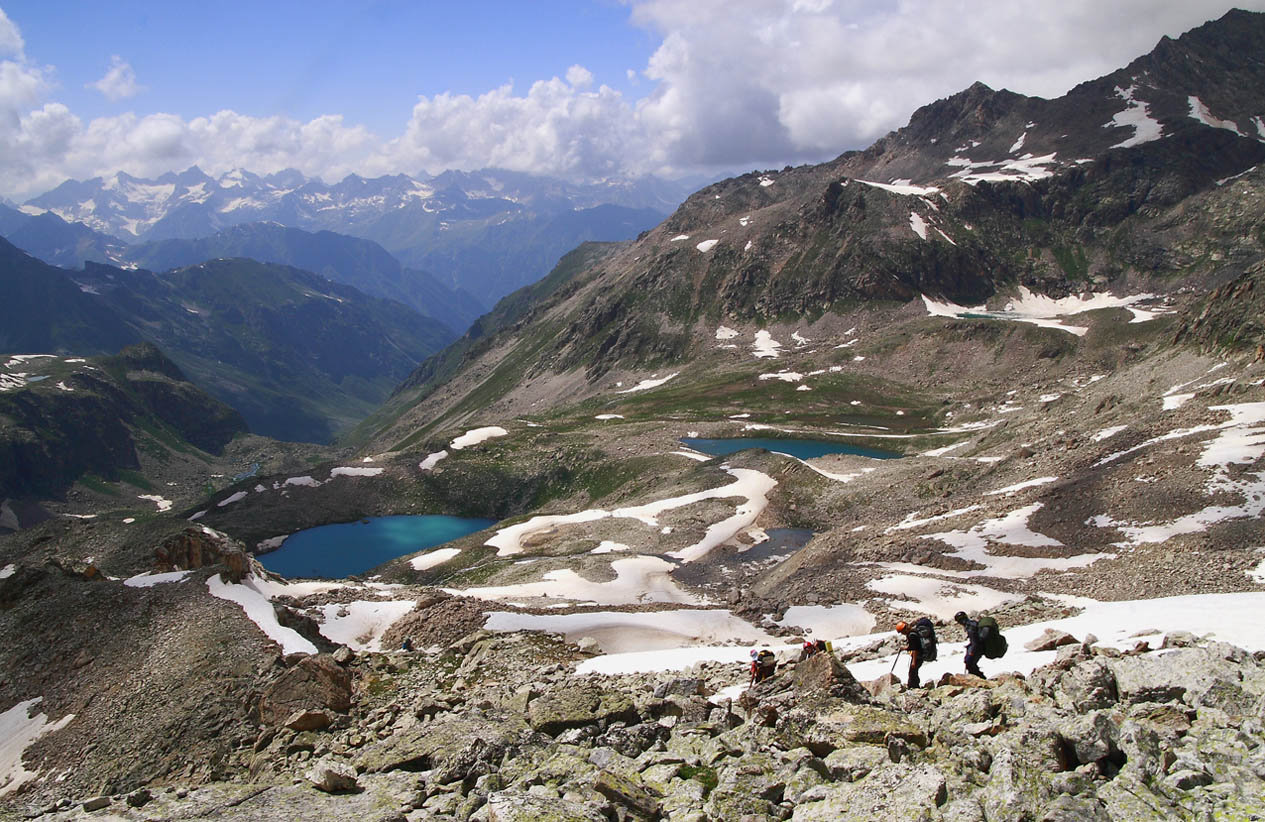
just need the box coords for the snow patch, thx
[316,600,415,652]
[207,575,317,655]
[330,466,384,478]
[411,547,460,571]
[752,331,782,359]
[1188,96,1244,136]
[123,570,191,588]
[617,373,679,393]
[451,426,508,449]
[217,491,248,507]
[909,212,928,240]
[695,239,719,252]
[137,494,172,512]
[1105,86,1164,148]
[0,699,76,798]
[487,609,772,654]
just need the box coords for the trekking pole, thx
[890,648,903,674]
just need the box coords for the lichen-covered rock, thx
[528,684,639,736]
[791,763,946,821]
[979,724,1071,820]
[476,791,610,822]
[791,651,871,702]
[781,701,928,755]
[592,769,661,819]
[1052,657,1118,713]
[1058,710,1120,767]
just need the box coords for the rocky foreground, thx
[9,603,1265,822]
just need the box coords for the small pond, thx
[258,514,495,579]
[680,437,901,461]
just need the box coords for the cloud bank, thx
[1,0,1260,199]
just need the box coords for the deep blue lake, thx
[258,515,495,579]
[680,437,901,460]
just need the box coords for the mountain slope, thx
[70,258,454,443]
[0,342,247,502]
[121,222,484,334]
[0,238,141,354]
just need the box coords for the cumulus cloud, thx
[0,8,24,59]
[88,55,144,101]
[2,0,1264,199]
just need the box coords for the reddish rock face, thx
[154,527,249,582]
[258,654,352,726]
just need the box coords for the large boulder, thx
[781,701,927,756]
[792,763,947,821]
[355,715,526,777]
[528,683,639,736]
[792,652,871,703]
[1108,646,1248,707]
[258,654,351,726]
[305,757,358,793]
[1052,658,1119,713]
[478,792,609,822]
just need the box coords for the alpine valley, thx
[3,10,1265,822]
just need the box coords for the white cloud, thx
[0,8,24,59]
[88,55,144,101]
[2,0,1264,199]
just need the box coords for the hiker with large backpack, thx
[749,648,777,686]
[955,611,1007,678]
[895,617,937,688]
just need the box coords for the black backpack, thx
[914,617,937,662]
[978,616,1008,659]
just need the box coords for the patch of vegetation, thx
[116,469,155,492]
[677,764,719,796]
[1052,244,1090,280]
[77,474,121,497]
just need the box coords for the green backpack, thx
[978,616,1007,659]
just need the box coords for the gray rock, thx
[1053,658,1119,713]
[125,788,152,808]
[1163,768,1213,791]
[1058,710,1119,766]
[592,769,662,819]
[1039,794,1112,821]
[1161,631,1199,648]
[528,683,639,736]
[258,654,352,726]
[791,763,946,821]
[306,757,359,793]
[478,791,609,822]
[81,796,111,812]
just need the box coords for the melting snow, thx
[1092,425,1128,442]
[457,555,700,606]
[759,371,804,383]
[0,699,76,798]
[284,476,321,487]
[330,466,383,478]
[856,179,941,196]
[207,575,318,655]
[618,373,679,393]
[669,234,690,242]
[1105,86,1164,148]
[486,609,772,653]
[923,288,1166,336]
[137,494,172,512]
[696,239,719,252]
[316,600,416,652]
[752,331,782,359]
[986,476,1058,496]
[412,547,460,570]
[909,212,928,240]
[217,491,248,507]
[595,414,624,420]
[123,571,191,588]
[1188,96,1244,136]
[451,427,508,449]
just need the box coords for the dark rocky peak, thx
[900,82,1031,146]
[101,341,190,382]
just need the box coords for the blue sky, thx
[2,1,1262,200]
[7,1,657,134]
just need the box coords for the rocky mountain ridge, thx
[15,167,693,308]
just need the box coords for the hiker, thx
[955,611,985,678]
[749,648,777,685]
[956,610,1007,674]
[799,638,827,661]
[895,617,937,688]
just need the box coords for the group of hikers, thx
[749,611,1008,688]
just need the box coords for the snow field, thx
[0,699,76,798]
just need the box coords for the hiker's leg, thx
[908,658,920,689]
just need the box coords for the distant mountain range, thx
[12,167,699,307]
[0,238,455,443]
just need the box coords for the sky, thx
[1,0,1262,201]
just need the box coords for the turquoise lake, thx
[680,437,901,461]
[258,515,495,579]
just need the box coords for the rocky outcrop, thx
[257,654,352,727]
[154,526,251,582]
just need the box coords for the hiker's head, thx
[954,611,968,624]
[750,649,759,659]
[895,621,909,634]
